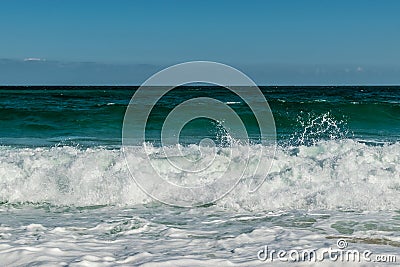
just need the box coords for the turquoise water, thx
[0,86,399,265]
[1,86,400,147]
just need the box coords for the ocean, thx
[0,86,399,266]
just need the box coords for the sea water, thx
[0,86,399,266]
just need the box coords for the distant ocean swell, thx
[1,99,399,142]
[1,87,400,146]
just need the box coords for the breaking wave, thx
[1,140,399,211]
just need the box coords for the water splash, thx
[291,111,350,146]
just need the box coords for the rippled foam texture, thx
[1,140,399,211]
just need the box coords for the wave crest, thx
[1,140,399,211]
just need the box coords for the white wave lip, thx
[1,140,399,211]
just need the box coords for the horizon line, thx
[1,84,400,87]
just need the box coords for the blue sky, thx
[0,0,399,85]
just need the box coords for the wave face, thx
[1,140,399,211]
[1,86,400,146]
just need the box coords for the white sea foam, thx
[1,141,399,266]
[0,206,398,266]
[1,139,399,211]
